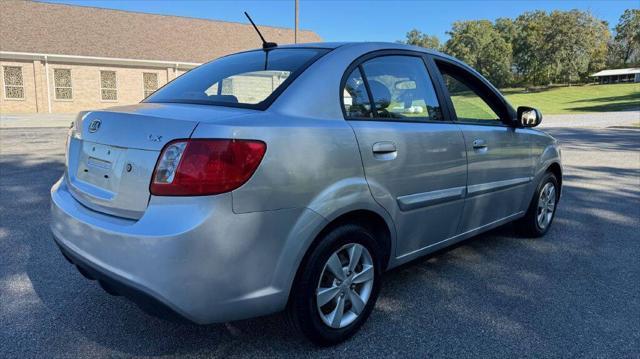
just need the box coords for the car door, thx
[343,52,468,257]
[432,58,534,232]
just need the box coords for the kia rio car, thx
[51,42,561,345]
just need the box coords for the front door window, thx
[441,72,500,123]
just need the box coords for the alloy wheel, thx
[316,243,374,329]
[537,182,556,230]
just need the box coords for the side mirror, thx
[517,106,542,127]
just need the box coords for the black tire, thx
[517,172,560,237]
[287,224,382,346]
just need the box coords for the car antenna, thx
[244,12,278,50]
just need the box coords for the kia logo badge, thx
[88,119,101,133]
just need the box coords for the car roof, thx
[232,42,460,67]
[274,41,448,57]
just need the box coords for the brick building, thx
[0,1,321,114]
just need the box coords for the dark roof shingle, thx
[0,0,322,63]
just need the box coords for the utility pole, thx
[294,0,299,43]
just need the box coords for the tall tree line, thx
[402,9,640,87]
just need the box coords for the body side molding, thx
[396,186,466,211]
[395,177,530,212]
[467,177,532,197]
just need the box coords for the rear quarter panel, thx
[190,113,373,214]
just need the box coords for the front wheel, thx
[287,224,382,345]
[517,172,560,237]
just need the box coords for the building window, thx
[143,72,158,98]
[3,66,25,99]
[100,70,117,101]
[54,69,73,100]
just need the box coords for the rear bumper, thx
[53,235,189,322]
[50,177,324,323]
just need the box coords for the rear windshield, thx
[145,48,328,109]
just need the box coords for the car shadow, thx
[568,92,640,104]
[544,127,640,152]
[567,102,640,113]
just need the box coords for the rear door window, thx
[342,55,442,121]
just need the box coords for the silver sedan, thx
[50,42,562,345]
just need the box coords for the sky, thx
[41,0,637,43]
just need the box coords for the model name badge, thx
[148,134,163,142]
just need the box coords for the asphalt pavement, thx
[1,117,639,358]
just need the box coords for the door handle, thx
[472,139,487,149]
[372,141,397,153]
[372,141,397,160]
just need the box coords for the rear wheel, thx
[517,172,559,237]
[288,224,382,345]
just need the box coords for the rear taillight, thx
[150,139,266,196]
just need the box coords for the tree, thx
[546,10,610,84]
[494,17,517,45]
[512,11,552,85]
[513,10,611,85]
[612,9,640,65]
[400,9,625,87]
[402,29,441,50]
[444,20,513,87]
[494,18,521,83]
[587,20,611,77]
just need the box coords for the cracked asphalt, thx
[1,117,639,358]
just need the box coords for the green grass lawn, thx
[500,83,640,115]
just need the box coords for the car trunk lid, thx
[66,103,256,219]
